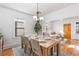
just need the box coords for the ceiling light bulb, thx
[40,17,44,20]
[33,16,37,19]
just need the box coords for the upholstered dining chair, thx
[21,36,26,48]
[30,39,42,56]
[23,37,32,55]
[0,35,4,56]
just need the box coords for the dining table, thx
[29,35,60,56]
[39,39,60,56]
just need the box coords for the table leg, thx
[51,47,53,55]
[57,43,59,56]
[42,48,48,56]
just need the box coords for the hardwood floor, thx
[0,48,14,56]
[60,39,79,56]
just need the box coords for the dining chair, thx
[0,35,4,56]
[21,36,26,48]
[23,37,32,55]
[30,39,42,56]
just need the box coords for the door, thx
[64,24,71,42]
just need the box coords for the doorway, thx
[64,24,71,43]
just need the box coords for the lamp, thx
[33,3,44,21]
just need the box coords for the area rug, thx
[12,46,28,56]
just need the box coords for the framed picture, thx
[76,22,79,33]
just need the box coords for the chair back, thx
[30,39,42,56]
[22,36,32,55]
[23,37,31,48]
[21,36,26,48]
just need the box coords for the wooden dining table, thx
[39,39,60,56]
[24,35,60,56]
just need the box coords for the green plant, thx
[34,20,42,34]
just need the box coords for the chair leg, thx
[24,48,26,53]
[24,45,27,53]
[30,48,32,56]
[31,51,34,56]
[21,40,23,48]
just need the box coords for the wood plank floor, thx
[60,39,79,56]
[0,48,14,56]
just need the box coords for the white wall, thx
[51,20,63,33]
[44,4,79,39]
[51,18,79,39]
[44,4,79,22]
[0,5,34,46]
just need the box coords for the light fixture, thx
[33,3,44,21]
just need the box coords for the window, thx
[15,19,25,37]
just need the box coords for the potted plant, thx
[34,20,42,35]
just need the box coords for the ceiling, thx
[0,3,75,16]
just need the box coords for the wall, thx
[51,18,79,39]
[44,4,79,22]
[44,4,79,39]
[0,5,34,46]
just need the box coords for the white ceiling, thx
[0,3,75,16]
